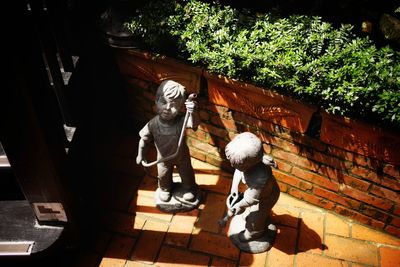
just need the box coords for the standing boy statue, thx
[222,132,280,253]
[136,80,201,212]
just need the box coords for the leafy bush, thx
[125,0,400,128]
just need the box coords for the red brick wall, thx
[124,76,400,238]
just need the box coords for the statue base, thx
[228,215,277,253]
[155,183,201,213]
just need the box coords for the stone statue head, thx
[155,80,186,121]
[225,132,264,171]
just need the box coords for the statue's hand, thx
[136,155,144,165]
[185,99,197,113]
[262,154,278,168]
[230,188,239,195]
[231,202,245,215]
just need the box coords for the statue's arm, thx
[231,187,262,214]
[188,110,200,130]
[136,137,148,165]
[185,98,200,130]
[136,124,152,165]
[242,187,262,206]
[230,170,242,194]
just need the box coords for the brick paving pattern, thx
[48,117,398,267]
[73,152,400,267]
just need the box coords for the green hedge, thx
[125,0,400,129]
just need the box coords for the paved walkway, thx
[74,158,400,267]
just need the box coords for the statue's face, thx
[156,95,182,121]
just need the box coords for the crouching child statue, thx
[221,132,280,253]
[136,80,201,213]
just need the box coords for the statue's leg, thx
[241,181,280,241]
[157,161,174,202]
[240,204,265,241]
[176,147,197,201]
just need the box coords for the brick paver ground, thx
[73,156,400,267]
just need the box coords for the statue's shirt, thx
[139,115,186,159]
[238,166,273,205]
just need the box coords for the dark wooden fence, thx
[0,0,101,256]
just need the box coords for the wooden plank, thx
[0,201,64,254]
[46,0,75,72]
[0,241,34,256]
